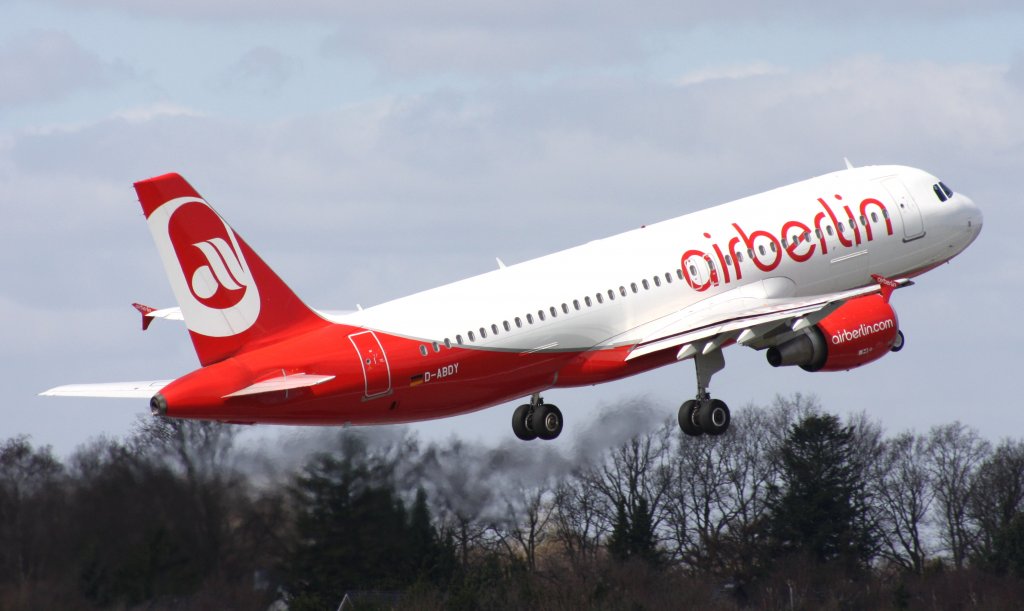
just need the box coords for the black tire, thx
[891,330,905,353]
[698,399,730,436]
[512,404,537,441]
[678,400,703,437]
[533,404,563,440]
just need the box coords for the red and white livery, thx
[42,164,982,440]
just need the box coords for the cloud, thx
[214,46,301,95]
[0,30,127,107]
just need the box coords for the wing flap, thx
[39,380,172,398]
[223,373,335,398]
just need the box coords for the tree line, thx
[2,394,1024,609]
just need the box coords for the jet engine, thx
[767,294,902,372]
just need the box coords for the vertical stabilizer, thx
[134,173,328,366]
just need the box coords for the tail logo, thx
[147,197,261,337]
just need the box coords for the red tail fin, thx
[134,173,329,366]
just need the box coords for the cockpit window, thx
[933,181,954,202]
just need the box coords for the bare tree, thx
[872,431,933,573]
[968,439,1024,566]
[926,422,991,569]
[488,483,555,572]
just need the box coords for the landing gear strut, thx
[512,393,563,441]
[678,349,731,437]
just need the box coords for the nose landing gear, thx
[512,393,563,441]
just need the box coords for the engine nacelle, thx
[766,294,900,372]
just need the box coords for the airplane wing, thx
[626,276,911,361]
[39,380,173,398]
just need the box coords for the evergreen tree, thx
[766,413,877,570]
[606,497,662,566]
[286,437,446,607]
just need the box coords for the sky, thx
[1,0,1022,457]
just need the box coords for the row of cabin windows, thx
[418,269,686,355]
[420,210,896,355]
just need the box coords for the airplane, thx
[41,163,982,441]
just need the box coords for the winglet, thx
[132,302,157,331]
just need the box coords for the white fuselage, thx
[340,165,981,353]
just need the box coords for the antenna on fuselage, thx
[844,157,855,170]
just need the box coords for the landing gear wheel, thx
[698,399,730,436]
[533,404,563,440]
[678,400,703,437]
[891,330,905,353]
[512,404,537,441]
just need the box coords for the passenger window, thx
[596,293,604,304]
[804,231,811,242]
[747,248,754,259]
[676,269,684,280]
[758,245,766,256]
[827,225,835,236]
[782,237,788,248]
[468,331,476,341]
[419,345,428,356]
[607,290,615,301]
[725,255,732,266]
[585,296,592,307]
[562,303,569,313]
[665,273,672,283]
[871,212,879,223]
[503,321,511,331]
[653,276,661,287]
[491,324,499,335]
[444,338,452,348]
[883,209,890,219]
[770,242,777,253]
[631,282,638,293]
[456,334,463,345]
[815,228,823,239]
[527,313,534,324]
[515,317,522,328]
[642,279,650,290]
[860,215,867,226]
[573,299,581,310]
[432,342,440,353]
[736,251,744,263]
[480,328,487,339]
[538,310,546,321]
[619,286,627,296]
[550,306,558,317]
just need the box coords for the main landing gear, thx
[678,349,731,437]
[512,393,563,441]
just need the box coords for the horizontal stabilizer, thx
[223,373,335,398]
[40,380,172,398]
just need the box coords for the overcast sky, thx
[1,1,1021,456]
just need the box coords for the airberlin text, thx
[680,194,893,292]
[831,319,895,345]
